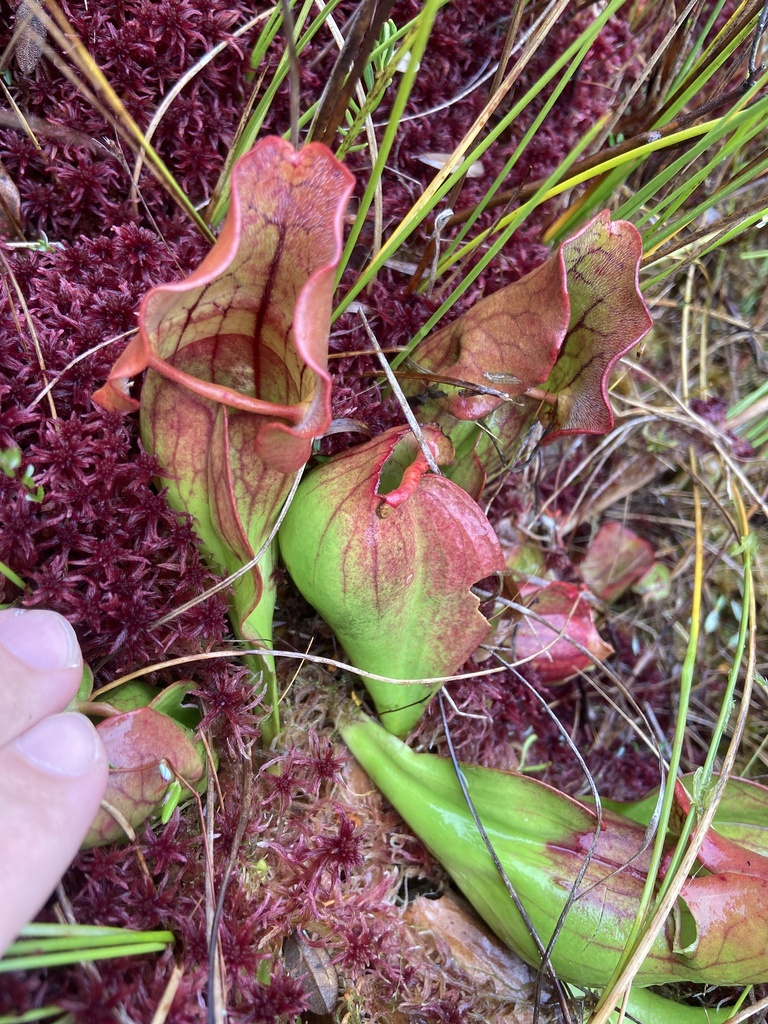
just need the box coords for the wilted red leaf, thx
[505,581,613,684]
[580,521,656,602]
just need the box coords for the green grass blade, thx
[437,18,615,269]
[207,0,345,227]
[333,0,445,285]
[0,924,175,973]
[657,7,759,124]
[390,117,607,367]
[334,0,631,319]
[0,560,25,590]
[0,1011,69,1024]
[0,944,170,971]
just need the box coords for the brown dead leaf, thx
[404,891,536,1006]
[283,931,338,1015]
[15,0,47,76]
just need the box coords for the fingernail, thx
[0,609,81,670]
[14,713,101,777]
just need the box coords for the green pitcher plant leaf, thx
[407,212,652,494]
[279,424,505,734]
[92,138,355,737]
[608,776,768,984]
[340,710,768,995]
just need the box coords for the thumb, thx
[0,711,108,955]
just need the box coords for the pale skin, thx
[0,608,108,955]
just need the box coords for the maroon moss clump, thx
[5,1,248,239]
[0,228,228,673]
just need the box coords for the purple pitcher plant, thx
[93,137,355,739]
[93,137,653,736]
[86,135,768,1005]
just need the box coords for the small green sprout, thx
[0,447,44,502]
[160,777,183,824]
[5,230,63,253]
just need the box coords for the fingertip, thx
[14,713,106,779]
[0,714,108,957]
[0,609,81,671]
[0,611,85,748]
